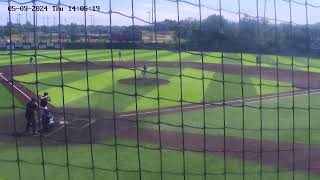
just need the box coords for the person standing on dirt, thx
[40,91,51,118]
[25,97,39,136]
[38,92,52,132]
[119,50,122,62]
[29,56,34,65]
[142,64,148,78]
[40,92,51,108]
[38,92,53,133]
[256,54,261,66]
[40,106,54,133]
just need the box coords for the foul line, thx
[80,119,97,129]
[117,89,320,118]
[0,74,31,101]
[44,125,65,138]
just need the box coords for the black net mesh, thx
[0,0,320,180]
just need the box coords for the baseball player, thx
[142,64,147,78]
[40,92,51,108]
[119,50,122,61]
[40,106,54,132]
[38,92,53,133]
[29,56,34,65]
[25,97,39,136]
[256,54,261,66]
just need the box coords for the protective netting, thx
[0,0,320,180]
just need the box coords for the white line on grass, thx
[117,89,320,118]
[0,74,31,100]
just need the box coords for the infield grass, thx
[14,68,293,112]
[140,92,320,144]
[0,85,23,117]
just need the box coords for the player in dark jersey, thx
[25,97,39,136]
[40,92,51,108]
[256,54,262,66]
[39,92,52,131]
[40,106,54,132]
[29,56,34,65]
[142,64,147,78]
[119,50,122,61]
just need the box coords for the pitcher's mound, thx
[118,78,169,86]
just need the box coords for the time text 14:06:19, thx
[8,6,101,12]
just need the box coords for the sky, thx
[0,0,319,26]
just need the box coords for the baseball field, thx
[1,49,320,180]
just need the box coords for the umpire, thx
[25,97,39,136]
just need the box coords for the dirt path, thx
[1,61,320,175]
[2,114,320,175]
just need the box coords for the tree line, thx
[0,14,319,56]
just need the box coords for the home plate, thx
[59,121,70,125]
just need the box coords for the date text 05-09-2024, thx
[8,5,101,12]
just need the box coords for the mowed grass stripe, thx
[112,49,152,61]
[162,51,202,62]
[2,139,317,180]
[140,92,320,144]
[203,52,223,63]
[0,84,24,117]
[14,68,293,112]
[2,49,320,72]
[141,67,182,111]
[64,68,138,112]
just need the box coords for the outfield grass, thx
[0,140,317,180]
[1,49,319,180]
[139,92,320,144]
[1,49,319,72]
[14,68,293,112]
[0,85,23,117]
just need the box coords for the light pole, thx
[89,15,95,42]
[17,13,21,24]
[263,0,267,23]
[146,11,151,25]
[17,14,22,42]
[43,16,45,26]
[151,0,154,41]
[47,16,51,43]
[151,0,154,25]
[146,11,151,42]
[25,11,29,43]
[25,10,28,24]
